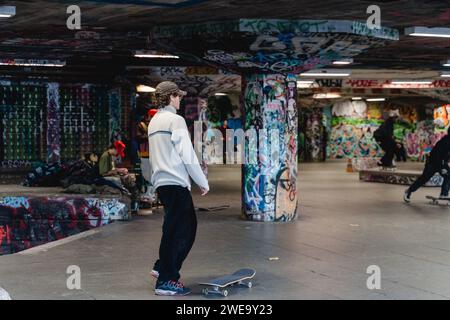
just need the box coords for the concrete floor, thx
[1,161,450,300]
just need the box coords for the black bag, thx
[373,127,384,142]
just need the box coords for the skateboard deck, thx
[199,268,255,297]
[426,195,450,206]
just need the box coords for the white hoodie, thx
[148,105,209,191]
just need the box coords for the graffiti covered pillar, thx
[46,83,61,163]
[243,74,298,222]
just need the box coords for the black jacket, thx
[429,135,450,167]
[374,117,395,142]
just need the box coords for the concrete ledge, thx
[0,194,130,255]
[352,158,381,172]
[359,169,443,186]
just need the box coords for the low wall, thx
[0,195,129,255]
[359,169,443,186]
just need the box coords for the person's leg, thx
[408,162,437,194]
[156,186,185,282]
[440,165,450,197]
[379,140,390,166]
[174,189,197,272]
[384,140,396,167]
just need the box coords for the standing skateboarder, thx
[404,127,450,203]
[374,110,399,168]
[148,81,209,296]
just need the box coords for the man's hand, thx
[200,187,209,196]
[441,168,448,176]
[117,168,128,175]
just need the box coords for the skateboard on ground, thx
[426,195,450,206]
[199,268,255,297]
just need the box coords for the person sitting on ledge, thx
[99,141,140,212]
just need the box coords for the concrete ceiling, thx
[0,0,449,79]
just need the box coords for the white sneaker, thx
[404,190,411,203]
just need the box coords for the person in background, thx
[137,108,158,203]
[99,141,140,212]
[395,140,407,162]
[404,127,450,203]
[374,110,400,168]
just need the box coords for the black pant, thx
[395,145,407,162]
[408,161,450,196]
[380,139,396,166]
[153,185,197,282]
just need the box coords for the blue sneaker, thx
[155,280,191,296]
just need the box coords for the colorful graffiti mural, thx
[0,196,129,255]
[243,74,298,222]
[434,104,450,130]
[328,101,441,161]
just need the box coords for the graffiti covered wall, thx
[243,74,298,222]
[0,196,129,255]
[328,100,443,161]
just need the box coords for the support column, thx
[242,74,298,222]
[46,83,60,163]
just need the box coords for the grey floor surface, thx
[1,161,450,300]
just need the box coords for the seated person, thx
[99,141,140,211]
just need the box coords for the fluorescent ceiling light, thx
[405,27,450,38]
[332,58,353,65]
[300,69,352,77]
[0,6,15,18]
[441,72,450,78]
[391,80,433,85]
[134,50,179,59]
[136,85,155,93]
[313,93,341,99]
[215,93,227,96]
[366,98,386,102]
[0,59,65,67]
[442,60,450,67]
[352,97,362,100]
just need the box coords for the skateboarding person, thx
[374,110,400,168]
[404,126,450,203]
[148,81,209,296]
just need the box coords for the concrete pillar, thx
[242,73,298,222]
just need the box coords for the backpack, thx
[373,127,384,142]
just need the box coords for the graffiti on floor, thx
[0,196,129,255]
[243,74,298,222]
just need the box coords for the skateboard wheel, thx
[202,288,209,295]
[222,290,228,297]
[247,281,252,288]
